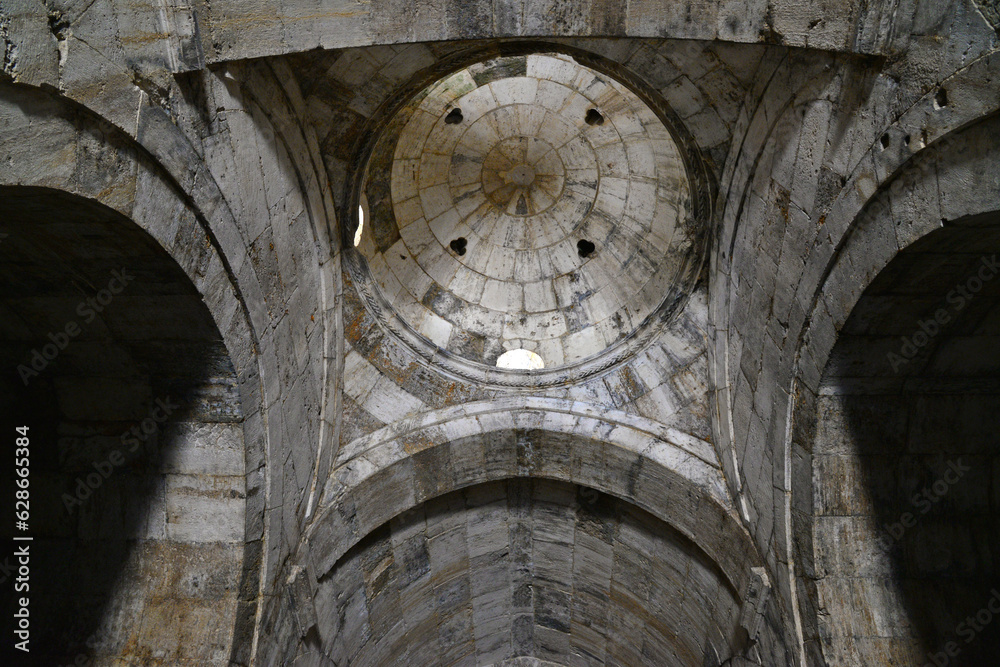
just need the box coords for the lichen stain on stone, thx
[377,349,418,386]
[441,381,464,406]
[619,366,645,400]
[343,302,370,344]
[401,432,436,454]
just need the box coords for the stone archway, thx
[787,108,1000,664]
[0,187,248,663]
[258,400,782,664]
[811,217,1000,665]
[0,77,288,662]
[294,477,745,666]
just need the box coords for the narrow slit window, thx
[354,204,365,247]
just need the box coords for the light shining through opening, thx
[496,349,544,370]
[353,205,364,247]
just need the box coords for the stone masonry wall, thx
[0,189,246,664]
[710,2,1000,660]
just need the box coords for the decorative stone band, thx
[344,246,700,387]
[296,397,758,602]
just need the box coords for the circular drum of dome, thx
[348,51,707,387]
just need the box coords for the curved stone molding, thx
[286,478,746,665]
[262,400,770,665]
[188,0,898,66]
[786,100,1000,656]
[304,398,750,592]
[794,56,1000,392]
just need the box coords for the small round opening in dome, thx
[353,204,365,247]
[497,349,544,370]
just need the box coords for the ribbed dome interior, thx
[357,53,695,369]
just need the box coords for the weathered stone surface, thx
[1,0,998,663]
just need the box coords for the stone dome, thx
[353,52,701,381]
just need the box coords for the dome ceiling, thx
[353,52,703,382]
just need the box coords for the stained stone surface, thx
[0,190,245,664]
[2,0,999,664]
[309,479,742,666]
[359,53,693,368]
[812,220,1000,665]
